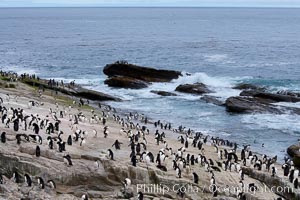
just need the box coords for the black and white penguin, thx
[271,166,277,177]
[0,173,3,184]
[137,191,144,200]
[192,172,199,184]
[283,164,290,176]
[32,123,40,134]
[107,149,114,160]
[36,145,41,157]
[37,177,45,189]
[12,171,20,183]
[67,135,72,145]
[122,178,131,189]
[1,132,6,143]
[176,167,181,178]
[112,140,122,150]
[24,174,32,187]
[103,126,109,138]
[131,155,137,167]
[13,119,19,132]
[294,178,298,189]
[237,192,246,200]
[63,154,73,166]
[47,180,56,189]
[81,194,88,200]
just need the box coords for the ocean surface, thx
[1,7,300,159]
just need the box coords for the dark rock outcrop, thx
[22,78,121,101]
[103,62,182,82]
[104,76,148,89]
[175,83,213,95]
[287,144,300,167]
[233,83,265,91]
[150,90,177,96]
[254,92,300,103]
[225,96,282,114]
[200,95,224,106]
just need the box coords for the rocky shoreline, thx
[0,69,299,200]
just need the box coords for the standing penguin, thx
[137,191,144,200]
[112,140,122,150]
[63,154,73,166]
[24,174,32,187]
[192,172,199,184]
[1,132,6,143]
[12,171,20,183]
[36,145,41,157]
[47,180,56,189]
[67,135,72,145]
[131,155,137,167]
[37,177,45,189]
[107,149,114,160]
[32,123,40,134]
[13,119,19,132]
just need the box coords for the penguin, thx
[131,155,137,167]
[192,172,199,184]
[1,132,6,143]
[103,126,109,138]
[81,194,88,200]
[237,192,246,200]
[294,178,298,189]
[67,135,72,145]
[271,166,277,177]
[32,123,40,134]
[24,174,32,187]
[13,119,19,132]
[12,171,20,183]
[112,140,122,150]
[63,154,73,166]
[0,174,3,184]
[107,149,114,160]
[176,167,181,178]
[37,177,45,189]
[283,164,290,176]
[137,191,144,200]
[36,145,41,157]
[211,184,218,197]
[122,178,131,189]
[47,180,56,189]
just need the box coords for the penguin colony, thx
[0,75,298,200]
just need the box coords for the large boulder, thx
[104,76,148,89]
[254,92,300,103]
[103,62,182,82]
[175,83,213,95]
[225,96,282,114]
[287,144,300,167]
[150,90,177,96]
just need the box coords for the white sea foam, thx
[241,114,300,135]
[1,65,39,75]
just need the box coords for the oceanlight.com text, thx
[136,183,293,195]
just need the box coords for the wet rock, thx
[225,96,282,114]
[287,144,300,167]
[22,78,121,101]
[175,83,213,95]
[254,92,300,103]
[150,90,177,96]
[200,95,224,106]
[233,83,265,90]
[103,62,182,82]
[104,76,149,89]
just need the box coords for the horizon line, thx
[0,6,300,8]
